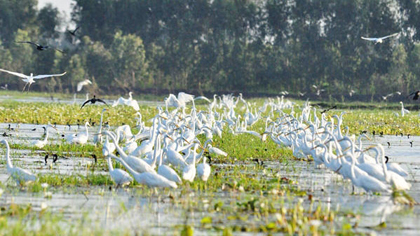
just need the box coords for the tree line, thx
[0,0,420,100]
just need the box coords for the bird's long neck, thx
[85,123,89,136]
[350,150,356,180]
[98,111,105,132]
[104,131,127,158]
[43,128,49,142]
[153,134,161,167]
[378,145,390,180]
[107,157,114,171]
[110,154,139,178]
[2,140,13,169]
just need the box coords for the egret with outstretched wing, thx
[361,33,399,44]
[0,68,66,91]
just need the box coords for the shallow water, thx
[0,97,418,234]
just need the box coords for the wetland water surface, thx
[0,96,418,235]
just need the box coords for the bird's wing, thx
[178,92,194,103]
[0,69,28,78]
[16,41,39,46]
[80,99,91,109]
[361,37,378,41]
[77,82,83,92]
[407,91,420,98]
[379,33,400,40]
[33,72,66,79]
[77,80,92,91]
[96,98,108,106]
[194,96,211,102]
[74,26,80,33]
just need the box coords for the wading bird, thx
[0,139,37,185]
[0,69,66,91]
[106,155,133,188]
[31,124,57,148]
[361,33,400,44]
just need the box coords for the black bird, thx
[80,95,108,109]
[387,142,391,148]
[68,26,80,36]
[320,105,337,114]
[407,90,420,100]
[252,158,264,166]
[384,156,390,164]
[31,128,36,131]
[410,141,413,147]
[91,154,97,164]
[16,41,64,53]
[45,154,59,165]
[408,134,411,139]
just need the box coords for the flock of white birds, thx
[0,92,411,194]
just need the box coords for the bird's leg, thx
[27,83,32,92]
[22,83,28,92]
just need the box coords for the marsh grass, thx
[0,98,415,235]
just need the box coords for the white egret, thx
[349,150,391,193]
[361,33,399,44]
[197,155,211,181]
[77,79,92,92]
[155,134,182,184]
[109,153,177,188]
[400,101,409,117]
[0,139,37,185]
[182,143,198,182]
[67,122,90,145]
[384,156,408,177]
[31,124,57,148]
[0,68,66,91]
[106,155,133,188]
[93,108,108,145]
[103,131,156,174]
[112,92,139,111]
[102,134,116,157]
[208,144,228,157]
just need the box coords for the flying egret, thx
[0,68,66,92]
[77,79,92,92]
[361,33,399,44]
[0,139,37,185]
[112,92,140,111]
